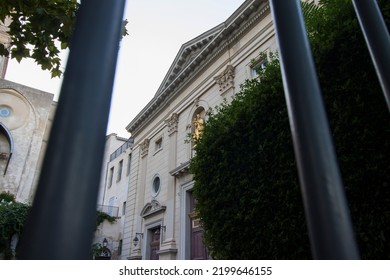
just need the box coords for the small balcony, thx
[97,204,119,217]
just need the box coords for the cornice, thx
[126,0,269,134]
[169,161,190,177]
[155,24,225,96]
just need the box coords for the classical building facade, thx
[0,79,55,203]
[121,0,277,260]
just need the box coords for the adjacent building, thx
[121,0,277,260]
[0,79,55,203]
[0,19,11,79]
[1,18,56,204]
[94,134,133,259]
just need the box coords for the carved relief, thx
[214,65,235,95]
[166,113,179,135]
[193,97,200,107]
[140,199,166,218]
[140,138,150,158]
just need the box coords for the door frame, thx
[144,219,163,260]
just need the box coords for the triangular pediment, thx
[126,0,271,134]
[155,23,224,96]
[140,199,166,218]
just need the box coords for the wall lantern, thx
[102,238,108,248]
[133,233,143,247]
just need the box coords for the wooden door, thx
[149,228,160,260]
[189,192,208,260]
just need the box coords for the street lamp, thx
[133,233,143,247]
[102,238,108,248]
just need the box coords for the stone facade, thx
[121,0,277,259]
[0,79,55,203]
[0,19,11,79]
[94,134,133,259]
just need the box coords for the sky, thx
[5,0,245,138]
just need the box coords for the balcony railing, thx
[109,138,133,162]
[97,204,119,218]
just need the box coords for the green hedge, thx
[0,193,31,259]
[191,0,390,259]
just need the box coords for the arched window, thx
[0,122,14,175]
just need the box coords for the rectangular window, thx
[251,58,268,78]
[108,166,114,187]
[126,154,132,176]
[155,137,163,151]
[108,196,115,216]
[122,201,126,215]
[117,160,123,182]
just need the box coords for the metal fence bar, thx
[19,0,126,259]
[352,0,390,111]
[269,0,360,259]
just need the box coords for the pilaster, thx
[129,139,149,259]
[159,113,179,259]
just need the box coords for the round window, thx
[152,176,161,196]
[0,106,12,118]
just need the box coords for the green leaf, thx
[1,0,128,77]
[51,68,62,78]
[60,41,68,49]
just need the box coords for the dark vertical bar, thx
[19,0,126,259]
[269,0,359,259]
[352,0,390,111]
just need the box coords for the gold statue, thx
[193,114,204,140]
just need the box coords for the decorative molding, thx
[140,138,150,158]
[214,64,235,95]
[0,152,8,159]
[127,255,142,260]
[169,161,190,177]
[140,199,166,218]
[166,113,179,136]
[193,97,200,107]
[157,248,178,257]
